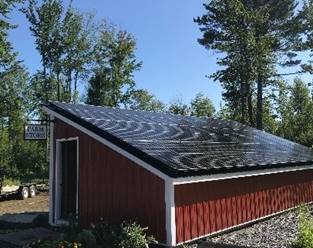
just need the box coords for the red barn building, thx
[44,102,313,247]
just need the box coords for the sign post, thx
[24,124,47,140]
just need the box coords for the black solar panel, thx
[48,102,313,178]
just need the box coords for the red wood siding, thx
[175,170,313,244]
[54,119,166,243]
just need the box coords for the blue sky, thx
[8,0,311,110]
[8,0,223,108]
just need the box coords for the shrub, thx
[31,217,155,248]
[77,229,97,248]
[55,240,83,248]
[26,239,84,248]
[292,206,313,248]
[91,220,119,247]
[61,215,82,242]
[91,220,156,248]
[119,222,156,248]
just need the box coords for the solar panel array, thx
[51,102,313,176]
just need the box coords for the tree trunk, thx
[43,56,48,103]
[256,75,263,130]
[74,72,79,103]
[240,82,246,123]
[247,90,254,127]
[57,71,60,101]
[67,69,72,102]
[246,82,254,126]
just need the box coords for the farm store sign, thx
[24,125,47,140]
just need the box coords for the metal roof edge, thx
[172,164,313,185]
[43,103,313,181]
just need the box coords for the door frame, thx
[55,137,79,224]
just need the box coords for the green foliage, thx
[195,0,300,129]
[61,215,82,243]
[168,93,215,118]
[292,207,313,248]
[0,0,47,181]
[91,220,119,247]
[275,78,313,147]
[55,241,83,248]
[27,239,83,248]
[126,89,165,112]
[91,220,155,248]
[168,98,191,116]
[119,222,155,248]
[77,230,97,248]
[2,177,20,186]
[23,0,95,104]
[299,0,313,74]
[86,24,142,107]
[190,93,215,117]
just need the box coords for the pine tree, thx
[190,93,215,117]
[126,89,165,112]
[195,0,300,129]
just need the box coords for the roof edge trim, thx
[43,106,172,182]
[44,104,313,183]
[172,164,313,185]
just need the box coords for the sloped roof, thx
[46,102,313,178]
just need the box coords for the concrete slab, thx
[0,227,58,247]
[0,212,45,224]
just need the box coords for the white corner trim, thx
[43,107,171,182]
[48,116,54,225]
[172,165,313,185]
[165,181,176,247]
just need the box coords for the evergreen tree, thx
[276,78,313,147]
[195,0,300,129]
[85,69,113,106]
[126,89,165,112]
[190,93,215,117]
[168,98,190,116]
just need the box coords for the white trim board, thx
[172,165,313,185]
[165,181,176,247]
[48,116,54,225]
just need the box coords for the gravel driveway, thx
[0,192,48,215]
[211,207,303,248]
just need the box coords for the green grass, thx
[2,178,21,187]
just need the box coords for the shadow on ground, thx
[0,211,58,247]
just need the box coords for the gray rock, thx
[210,207,303,248]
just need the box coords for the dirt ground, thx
[0,192,48,215]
